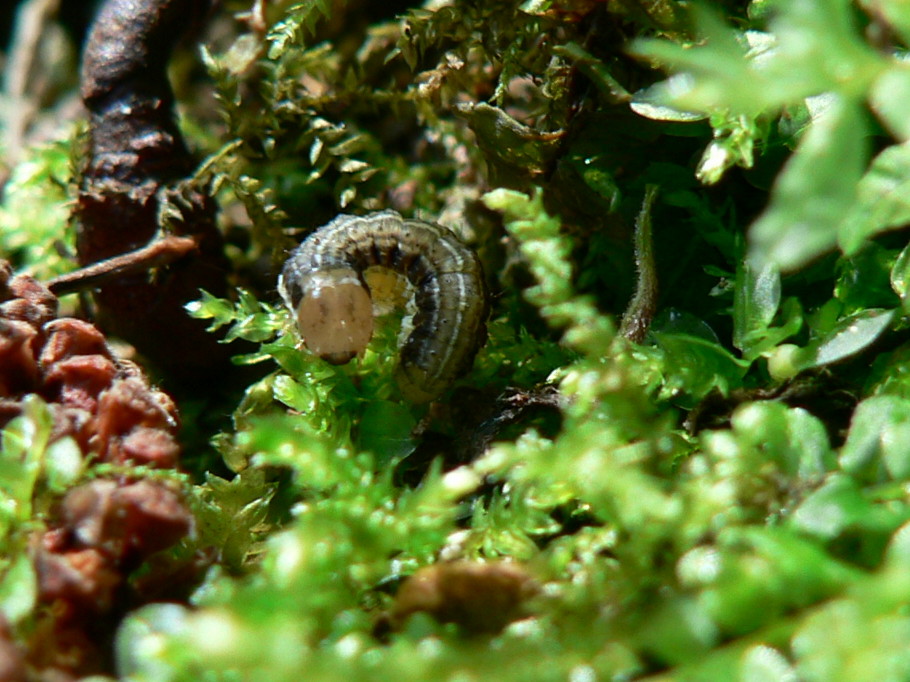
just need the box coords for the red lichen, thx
[0,265,182,469]
[0,262,198,677]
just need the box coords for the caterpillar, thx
[278,211,489,403]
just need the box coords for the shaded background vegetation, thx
[3,0,910,679]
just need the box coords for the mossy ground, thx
[5,0,910,679]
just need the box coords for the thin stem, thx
[620,185,659,343]
[47,235,198,296]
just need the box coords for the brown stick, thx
[76,0,236,385]
[48,235,199,296]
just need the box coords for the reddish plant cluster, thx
[0,261,181,469]
[0,261,196,678]
[30,478,193,676]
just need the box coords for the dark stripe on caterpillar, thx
[278,211,489,403]
[77,0,233,382]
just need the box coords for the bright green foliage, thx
[130,212,910,679]
[115,1,910,677]
[191,469,276,570]
[9,0,910,679]
[635,0,910,271]
[0,396,82,626]
[484,187,615,357]
[266,0,338,58]
[0,137,76,280]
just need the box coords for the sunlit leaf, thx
[802,309,895,369]
[750,96,867,271]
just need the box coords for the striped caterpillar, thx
[278,211,489,402]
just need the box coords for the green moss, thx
[0,137,76,279]
[10,0,910,679]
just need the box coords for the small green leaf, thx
[750,96,867,271]
[553,43,630,103]
[337,159,370,174]
[309,137,324,165]
[733,255,781,354]
[801,308,895,370]
[186,290,238,328]
[791,599,910,682]
[220,34,262,76]
[835,243,900,313]
[576,157,621,210]
[328,135,368,157]
[116,604,191,679]
[891,241,910,309]
[356,401,417,465]
[790,474,901,540]
[43,437,84,492]
[266,0,339,58]
[840,394,910,481]
[0,395,54,519]
[193,470,275,569]
[630,87,706,122]
[0,553,36,626]
[696,112,760,184]
[652,331,749,402]
[740,645,799,682]
[632,7,760,116]
[272,374,319,413]
[792,475,868,539]
[731,402,834,477]
[0,139,74,280]
[748,297,804,365]
[457,103,563,172]
[339,185,357,207]
[869,64,910,141]
[240,413,352,490]
[700,527,857,635]
[841,141,910,254]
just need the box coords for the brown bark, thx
[76,0,233,384]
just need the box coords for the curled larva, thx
[278,211,488,402]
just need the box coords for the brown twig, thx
[76,0,236,384]
[47,235,199,296]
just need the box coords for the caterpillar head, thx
[290,269,374,364]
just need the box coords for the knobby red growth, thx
[0,263,181,469]
[0,261,199,678]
